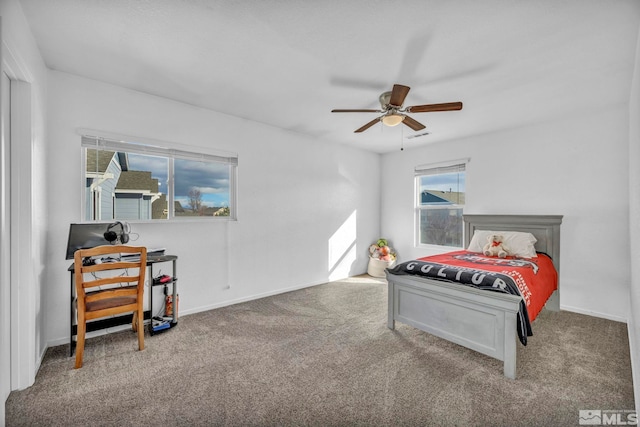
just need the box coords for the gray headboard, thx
[463,214,563,272]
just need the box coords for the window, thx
[415,162,466,248]
[81,134,237,221]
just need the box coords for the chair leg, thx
[75,318,86,369]
[136,309,145,351]
[132,311,138,332]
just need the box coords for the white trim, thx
[414,162,466,248]
[2,40,33,83]
[86,172,114,180]
[168,155,175,218]
[91,186,102,221]
[179,278,329,318]
[415,157,470,173]
[115,189,156,195]
[9,79,36,390]
[229,163,238,221]
[43,276,326,348]
[560,304,628,324]
[628,309,640,413]
[0,22,10,413]
[79,130,238,221]
[77,128,238,163]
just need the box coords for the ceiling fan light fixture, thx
[381,113,404,127]
[331,83,461,133]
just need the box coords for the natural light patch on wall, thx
[328,210,357,281]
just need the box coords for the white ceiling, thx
[18,0,640,153]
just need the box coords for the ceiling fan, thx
[331,84,462,133]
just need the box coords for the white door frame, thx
[0,20,11,418]
[2,25,37,394]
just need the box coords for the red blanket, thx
[416,250,558,322]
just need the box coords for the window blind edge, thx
[80,131,238,164]
[414,158,469,176]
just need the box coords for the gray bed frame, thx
[386,214,562,379]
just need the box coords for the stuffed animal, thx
[369,239,396,262]
[483,234,509,258]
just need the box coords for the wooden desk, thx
[68,254,178,356]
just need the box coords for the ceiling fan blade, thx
[331,109,381,113]
[402,115,426,131]
[389,84,411,107]
[406,102,463,113]
[355,117,381,133]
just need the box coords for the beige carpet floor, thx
[5,275,635,426]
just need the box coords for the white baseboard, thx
[46,323,136,348]
[180,278,328,318]
[560,304,628,323]
[39,277,640,413]
[628,311,640,413]
[563,303,637,410]
[46,278,330,349]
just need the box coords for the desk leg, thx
[172,259,178,323]
[149,262,154,335]
[70,271,75,357]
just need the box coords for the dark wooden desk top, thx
[68,254,177,271]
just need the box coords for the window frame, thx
[80,130,238,223]
[414,160,467,249]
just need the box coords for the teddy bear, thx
[483,234,510,258]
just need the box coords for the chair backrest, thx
[74,245,147,312]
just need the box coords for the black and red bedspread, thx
[386,250,558,345]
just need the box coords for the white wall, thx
[44,70,380,346]
[381,105,631,322]
[627,24,640,413]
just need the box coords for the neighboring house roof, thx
[86,149,129,173]
[86,149,115,173]
[116,171,159,193]
[152,194,168,219]
[422,190,465,205]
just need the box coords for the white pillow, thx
[467,230,538,258]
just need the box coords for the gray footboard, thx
[386,214,562,379]
[386,272,522,379]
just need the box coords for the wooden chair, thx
[73,245,147,368]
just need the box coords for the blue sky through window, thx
[128,153,230,209]
[420,172,465,193]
